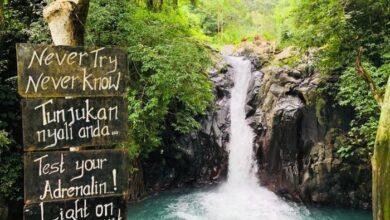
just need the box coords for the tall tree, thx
[356,48,389,220]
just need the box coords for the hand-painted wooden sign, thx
[18,43,130,220]
[24,149,129,204]
[23,196,126,220]
[22,97,128,151]
[17,44,128,98]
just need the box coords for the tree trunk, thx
[372,77,390,220]
[43,0,90,46]
[127,158,146,201]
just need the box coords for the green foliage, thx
[86,0,213,157]
[182,0,281,47]
[336,63,389,160]
[280,0,389,164]
[0,131,11,148]
[281,0,389,71]
[0,0,46,208]
[0,0,387,212]
[0,130,22,202]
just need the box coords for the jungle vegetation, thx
[0,0,388,218]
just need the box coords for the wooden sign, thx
[22,97,128,151]
[18,43,130,220]
[24,150,129,204]
[17,44,128,98]
[23,196,126,220]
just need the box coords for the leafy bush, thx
[0,0,46,208]
[86,0,213,157]
[0,130,22,202]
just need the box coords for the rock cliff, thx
[238,40,371,209]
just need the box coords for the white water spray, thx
[170,56,303,220]
[225,56,258,187]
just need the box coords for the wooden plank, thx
[23,196,126,220]
[17,43,128,98]
[24,149,129,204]
[22,97,128,151]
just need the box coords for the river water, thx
[127,57,372,220]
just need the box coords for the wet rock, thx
[243,46,371,209]
[288,69,302,79]
[248,109,264,135]
[246,70,263,117]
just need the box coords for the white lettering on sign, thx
[39,177,108,200]
[30,98,121,149]
[36,199,124,220]
[19,45,126,97]
[29,153,120,202]
[24,71,121,94]
[34,99,119,126]
[27,47,118,73]
[33,154,65,176]
[25,73,80,93]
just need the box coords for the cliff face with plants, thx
[141,62,232,191]
[237,41,372,209]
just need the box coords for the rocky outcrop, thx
[141,62,232,193]
[240,42,371,209]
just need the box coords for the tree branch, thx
[355,47,383,105]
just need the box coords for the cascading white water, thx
[225,56,258,187]
[169,56,303,220]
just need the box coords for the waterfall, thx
[127,56,372,220]
[225,56,258,187]
[169,56,303,220]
